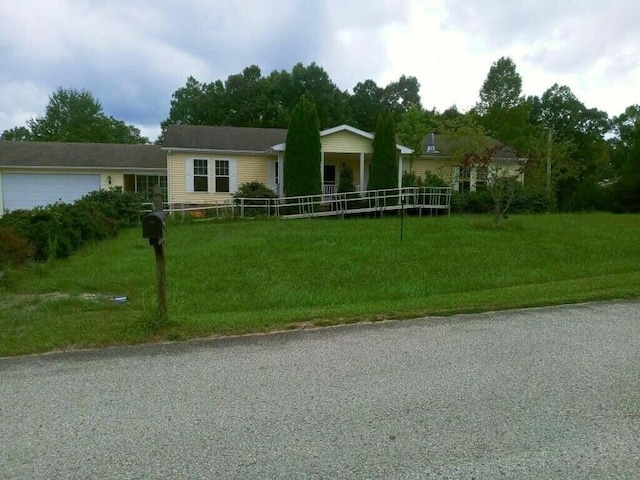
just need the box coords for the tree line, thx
[2,59,639,211]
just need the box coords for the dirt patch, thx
[0,292,121,310]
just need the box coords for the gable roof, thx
[272,124,413,155]
[163,125,287,152]
[0,141,165,169]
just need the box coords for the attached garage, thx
[1,173,101,211]
[0,141,167,216]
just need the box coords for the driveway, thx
[1,300,639,479]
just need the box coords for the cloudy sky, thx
[1,0,638,140]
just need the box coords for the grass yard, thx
[2,213,640,356]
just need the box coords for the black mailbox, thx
[142,211,166,245]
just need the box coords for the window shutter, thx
[451,166,460,191]
[470,166,478,192]
[229,160,238,194]
[488,164,497,186]
[208,159,216,192]
[268,159,276,191]
[185,159,194,193]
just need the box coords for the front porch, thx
[272,124,411,199]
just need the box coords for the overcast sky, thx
[1,0,638,140]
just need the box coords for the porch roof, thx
[271,124,413,155]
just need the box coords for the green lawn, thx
[2,213,640,356]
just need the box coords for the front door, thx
[324,164,336,185]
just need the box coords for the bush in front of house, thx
[511,186,553,213]
[451,184,553,215]
[75,187,145,227]
[0,224,35,269]
[338,165,355,193]
[402,171,448,188]
[233,181,278,200]
[233,181,278,217]
[0,187,144,265]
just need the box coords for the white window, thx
[186,158,237,194]
[194,159,208,192]
[475,166,488,190]
[459,167,471,193]
[215,160,230,193]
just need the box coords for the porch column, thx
[359,152,365,193]
[398,155,403,190]
[277,153,284,197]
[320,151,325,193]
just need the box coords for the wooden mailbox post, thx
[142,185,168,323]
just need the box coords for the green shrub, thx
[511,186,553,213]
[0,225,35,268]
[233,181,278,199]
[403,171,448,188]
[465,189,493,213]
[338,165,355,193]
[423,172,448,187]
[76,187,145,227]
[1,187,141,263]
[402,171,421,187]
[233,182,278,217]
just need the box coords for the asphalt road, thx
[1,300,640,479]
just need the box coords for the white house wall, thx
[321,130,374,154]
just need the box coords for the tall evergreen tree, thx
[284,97,321,197]
[368,113,398,190]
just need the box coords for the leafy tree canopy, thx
[3,87,148,144]
[162,65,422,136]
[397,106,428,162]
[0,126,32,141]
[478,57,523,113]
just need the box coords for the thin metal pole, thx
[400,196,405,242]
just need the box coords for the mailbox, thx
[142,211,166,245]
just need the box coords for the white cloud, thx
[0,0,638,136]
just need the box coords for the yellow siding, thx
[404,158,456,183]
[321,131,373,154]
[405,157,524,186]
[169,152,275,203]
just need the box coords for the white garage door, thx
[2,173,101,212]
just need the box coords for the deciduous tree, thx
[609,105,640,211]
[0,126,31,141]
[397,106,427,176]
[478,57,523,113]
[25,87,148,143]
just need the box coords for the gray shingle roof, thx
[163,125,287,152]
[162,124,522,159]
[420,133,520,159]
[0,141,166,169]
